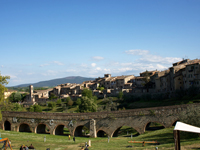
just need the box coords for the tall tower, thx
[29,85,35,102]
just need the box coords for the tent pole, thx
[174,130,180,150]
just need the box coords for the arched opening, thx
[172,120,178,126]
[97,130,108,137]
[112,126,139,137]
[19,123,32,132]
[145,122,164,131]
[54,125,70,136]
[74,125,89,137]
[4,121,11,131]
[37,124,50,134]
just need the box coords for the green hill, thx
[12,76,95,87]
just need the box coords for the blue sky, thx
[0,0,200,86]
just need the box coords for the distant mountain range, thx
[13,76,95,87]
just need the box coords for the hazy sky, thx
[1,0,200,86]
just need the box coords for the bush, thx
[66,97,71,103]
[67,99,74,106]
[75,98,81,105]
[49,93,58,100]
[12,103,23,111]
[79,96,97,112]
[56,99,62,106]
[48,101,56,110]
[29,104,42,112]
[82,89,93,99]
[118,91,123,99]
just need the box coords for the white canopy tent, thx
[174,121,200,150]
[174,121,200,133]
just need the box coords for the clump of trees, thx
[78,89,97,113]
[9,92,27,102]
[47,101,56,110]
[0,73,10,103]
[49,93,58,100]
[29,104,42,112]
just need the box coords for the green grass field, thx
[1,127,200,150]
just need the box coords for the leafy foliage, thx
[12,103,24,111]
[65,97,71,103]
[49,93,58,100]
[97,86,104,91]
[0,72,10,103]
[29,104,42,112]
[82,88,93,99]
[118,91,123,99]
[56,99,62,105]
[67,99,74,106]
[75,98,81,105]
[48,101,56,110]
[9,92,27,102]
[78,96,97,112]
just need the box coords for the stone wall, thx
[1,104,198,138]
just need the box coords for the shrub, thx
[48,101,56,110]
[66,97,71,103]
[75,98,81,105]
[56,99,62,106]
[67,99,74,106]
[29,104,42,112]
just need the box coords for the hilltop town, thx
[11,58,198,105]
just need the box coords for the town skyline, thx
[1,0,200,86]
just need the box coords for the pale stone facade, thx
[20,58,200,103]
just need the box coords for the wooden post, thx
[174,130,180,150]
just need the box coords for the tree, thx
[82,89,93,99]
[142,70,151,88]
[75,98,81,105]
[78,96,97,113]
[48,101,56,110]
[0,72,10,103]
[67,99,74,106]
[49,93,57,100]
[118,91,123,99]
[97,86,104,92]
[21,93,28,102]
[66,97,71,103]
[29,104,42,112]
[12,103,24,111]
[56,99,62,106]
[14,92,21,102]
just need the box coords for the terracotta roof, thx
[105,77,116,81]
[186,59,200,66]
[116,75,134,79]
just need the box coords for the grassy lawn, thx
[1,127,200,150]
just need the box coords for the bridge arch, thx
[97,129,108,137]
[18,123,32,133]
[4,120,11,131]
[172,120,178,126]
[144,121,165,132]
[111,126,140,137]
[53,124,70,136]
[35,123,50,134]
[74,125,89,137]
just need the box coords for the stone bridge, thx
[0,104,194,138]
